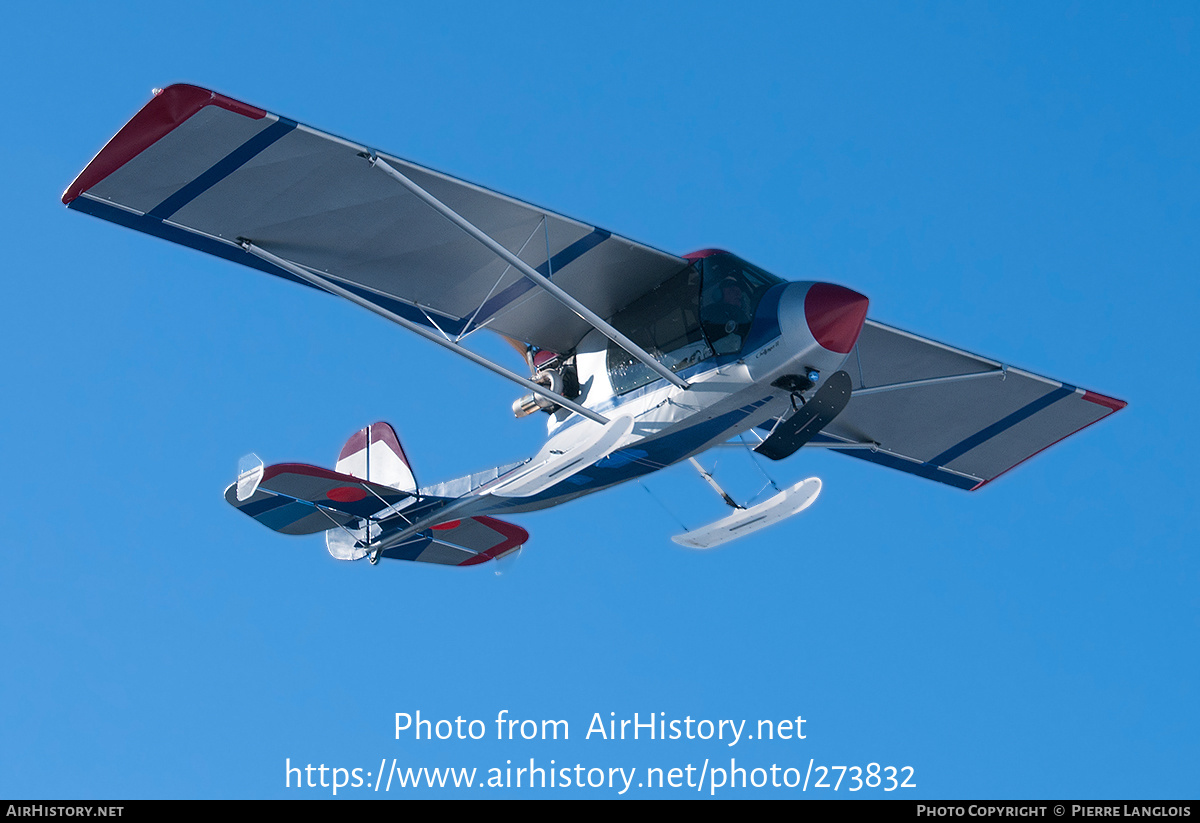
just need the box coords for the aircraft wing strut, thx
[241,241,609,425]
[366,154,689,390]
[62,84,693,400]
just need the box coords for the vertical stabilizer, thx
[334,422,417,493]
[328,422,417,561]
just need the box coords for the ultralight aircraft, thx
[63,85,1126,567]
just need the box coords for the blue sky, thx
[2,2,1196,799]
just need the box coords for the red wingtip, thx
[62,84,266,205]
[971,390,1125,491]
[1082,391,1127,412]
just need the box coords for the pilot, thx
[703,276,752,352]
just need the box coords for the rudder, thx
[327,422,417,560]
[334,422,416,492]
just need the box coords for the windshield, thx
[604,252,785,395]
[699,252,784,355]
[606,264,712,395]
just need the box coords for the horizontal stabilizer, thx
[489,416,634,498]
[335,421,416,492]
[672,477,822,549]
[379,516,528,566]
[225,463,414,535]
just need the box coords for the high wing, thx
[63,84,687,354]
[807,320,1126,490]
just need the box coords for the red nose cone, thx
[804,283,869,354]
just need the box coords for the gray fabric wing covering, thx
[814,320,1125,490]
[68,85,688,353]
[222,463,416,535]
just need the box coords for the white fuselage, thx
[492,281,861,513]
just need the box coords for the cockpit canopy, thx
[605,251,785,395]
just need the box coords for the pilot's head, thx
[720,276,743,305]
